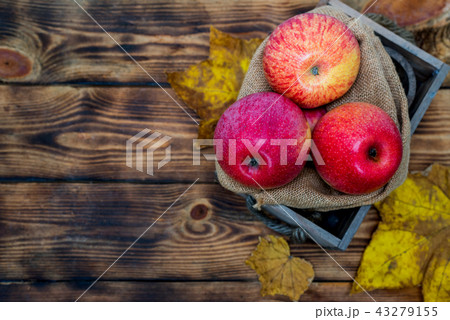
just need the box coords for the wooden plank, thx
[0,280,422,301]
[0,0,317,84]
[0,182,379,282]
[410,89,450,170]
[0,87,448,181]
[0,86,206,182]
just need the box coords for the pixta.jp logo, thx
[126,129,172,176]
[126,130,324,176]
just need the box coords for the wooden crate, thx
[258,0,450,250]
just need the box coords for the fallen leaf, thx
[246,235,314,301]
[361,0,448,27]
[167,26,263,139]
[352,163,450,302]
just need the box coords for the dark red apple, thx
[214,92,310,189]
[263,13,361,109]
[313,102,403,194]
[303,107,327,131]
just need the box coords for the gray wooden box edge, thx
[255,0,450,251]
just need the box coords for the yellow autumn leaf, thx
[246,235,314,301]
[167,26,263,139]
[352,163,450,301]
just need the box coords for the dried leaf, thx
[167,26,263,139]
[352,163,450,301]
[246,235,314,301]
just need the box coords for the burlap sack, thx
[216,6,411,212]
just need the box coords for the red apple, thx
[313,102,403,194]
[303,107,327,131]
[214,92,310,189]
[263,13,361,109]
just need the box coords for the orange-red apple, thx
[263,13,361,108]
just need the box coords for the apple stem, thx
[368,148,377,159]
[311,66,319,76]
[248,158,259,168]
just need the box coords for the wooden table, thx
[0,0,448,302]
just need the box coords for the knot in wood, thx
[0,48,32,79]
[190,204,209,220]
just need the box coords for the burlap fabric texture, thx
[216,6,411,212]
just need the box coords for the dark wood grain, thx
[0,87,448,181]
[0,182,379,282]
[0,0,317,84]
[0,280,422,302]
[0,86,205,181]
[410,89,450,169]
